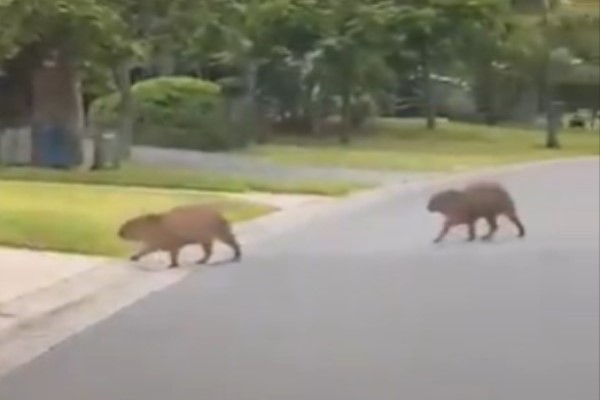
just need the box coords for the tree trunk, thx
[421,46,437,130]
[113,62,135,159]
[90,125,102,170]
[539,0,560,149]
[31,47,84,168]
[339,90,351,145]
[304,81,321,136]
[541,45,560,148]
[311,94,324,137]
[591,108,598,130]
[155,45,176,76]
[241,62,259,139]
[475,61,499,125]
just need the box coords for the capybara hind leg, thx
[434,220,453,243]
[218,229,242,261]
[506,211,526,238]
[467,221,477,242]
[197,241,213,264]
[168,249,181,269]
[482,215,498,241]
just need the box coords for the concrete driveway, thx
[0,159,598,400]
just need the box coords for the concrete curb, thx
[0,155,597,376]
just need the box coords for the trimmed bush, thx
[90,76,248,151]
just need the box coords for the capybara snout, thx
[118,205,241,268]
[427,181,526,243]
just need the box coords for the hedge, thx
[90,76,248,151]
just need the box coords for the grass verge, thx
[0,165,367,197]
[0,181,273,257]
[246,120,599,172]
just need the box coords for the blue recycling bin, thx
[33,125,75,168]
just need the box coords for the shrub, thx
[89,76,249,151]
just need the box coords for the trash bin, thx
[94,131,120,169]
[0,127,33,166]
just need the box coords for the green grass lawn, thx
[0,165,366,196]
[245,120,600,172]
[0,181,273,257]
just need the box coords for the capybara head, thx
[118,214,162,241]
[427,189,465,213]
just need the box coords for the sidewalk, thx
[0,249,107,308]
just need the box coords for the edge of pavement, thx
[0,155,597,376]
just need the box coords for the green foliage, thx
[3,0,598,143]
[90,77,248,151]
[0,0,129,62]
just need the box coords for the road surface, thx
[0,160,598,400]
[131,146,431,185]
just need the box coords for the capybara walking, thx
[427,181,526,243]
[118,204,241,268]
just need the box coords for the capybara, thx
[427,181,526,243]
[118,204,241,268]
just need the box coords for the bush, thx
[90,76,249,151]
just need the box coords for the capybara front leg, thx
[482,215,498,241]
[218,229,242,262]
[131,246,154,262]
[506,211,526,238]
[168,249,181,269]
[197,241,213,264]
[434,220,453,243]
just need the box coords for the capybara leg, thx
[434,220,453,243]
[131,246,154,262]
[197,241,213,264]
[218,229,242,261]
[467,221,477,242]
[482,215,498,241]
[506,211,526,238]
[168,249,181,269]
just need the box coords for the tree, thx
[90,0,221,160]
[305,0,396,143]
[510,0,599,146]
[0,0,127,167]
[389,0,503,130]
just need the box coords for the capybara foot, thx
[168,263,180,269]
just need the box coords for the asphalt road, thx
[0,160,598,400]
[131,146,430,185]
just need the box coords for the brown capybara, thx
[427,181,526,243]
[118,204,241,268]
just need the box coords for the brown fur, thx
[118,205,241,268]
[427,181,526,243]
